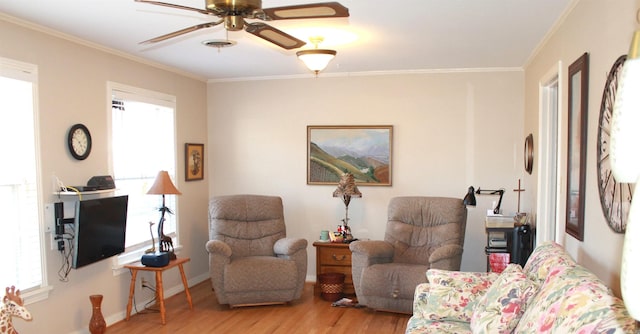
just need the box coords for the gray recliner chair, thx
[350,196,467,314]
[206,194,308,307]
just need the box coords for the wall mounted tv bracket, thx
[54,202,74,251]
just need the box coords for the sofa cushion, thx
[515,264,636,333]
[522,241,575,284]
[422,269,499,322]
[470,264,538,334]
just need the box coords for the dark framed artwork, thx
[185,143,204,181]
[565,52,589,241]
[524,133,534,175]
[307,125,393,186]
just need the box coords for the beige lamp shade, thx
[147,170,182,195]
[613,29,640,321]
[333,173,362,198]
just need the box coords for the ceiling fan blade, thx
[140,21,223,44]
[261,2,349,20]
[245,22,306,50]
[134,0,221,16]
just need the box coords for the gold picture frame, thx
[185,143,204,181]
[307,125,393,186]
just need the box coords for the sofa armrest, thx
[349,240,395,300]
[428,244,464,270]
[274,238,308,256]
[274,238,308,300]
[349,240,394,260]
[206,240,232,257]
[205,240,232,304]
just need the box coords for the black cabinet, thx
[484,216,533,271]
[485,225,513,272]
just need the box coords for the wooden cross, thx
[513,179,525,212]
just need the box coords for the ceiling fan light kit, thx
[296,36,337,76]
[297,49,336,75]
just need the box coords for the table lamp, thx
[333,172,361,241]
[463,186,505,215]
[612,29,640,321]
[463,186,477,206]
[147,170,182,260]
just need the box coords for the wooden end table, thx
[313,241,355,295]
[125,257,193,325]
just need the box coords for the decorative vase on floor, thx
[89,294,107,334]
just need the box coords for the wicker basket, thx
[318,272,345,302]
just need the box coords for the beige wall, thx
[207,71,525,278]
[1,17,209,334]
[524,0,636,297]
[4,0,635,331]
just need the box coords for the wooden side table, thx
[313,241,354,295]
[125,257,193,325]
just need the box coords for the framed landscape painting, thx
[307,125,393,186]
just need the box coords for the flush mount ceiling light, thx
[202,39,237,52]
[296,36,336,77]
[202,39,236,48]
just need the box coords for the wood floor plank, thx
[108,281,410,333]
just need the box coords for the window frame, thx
[107,82,180,269]
[0,56,52,304]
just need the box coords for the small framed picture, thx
[185,143,204,181]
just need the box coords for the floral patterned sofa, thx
[406,241,637,333]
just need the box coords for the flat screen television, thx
[73,195,128,268]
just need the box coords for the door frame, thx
[536,62,564,245]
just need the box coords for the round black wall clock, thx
[597,55,634,233]
[67,123,92,160]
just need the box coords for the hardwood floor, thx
[108,281,410,334]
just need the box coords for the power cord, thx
[129,269,159,315]
[54,176,82,200]
[63,186,82,200]
[57,226,75,282]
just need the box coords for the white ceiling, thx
[0,0,574,81]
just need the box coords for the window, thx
[0,57,48,299]
[110,83,178,264]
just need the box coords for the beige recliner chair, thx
[350,196,467,314]
[206,194,308,307]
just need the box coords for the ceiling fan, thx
[135,0,349,49]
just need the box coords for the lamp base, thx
[339,224,354,243]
